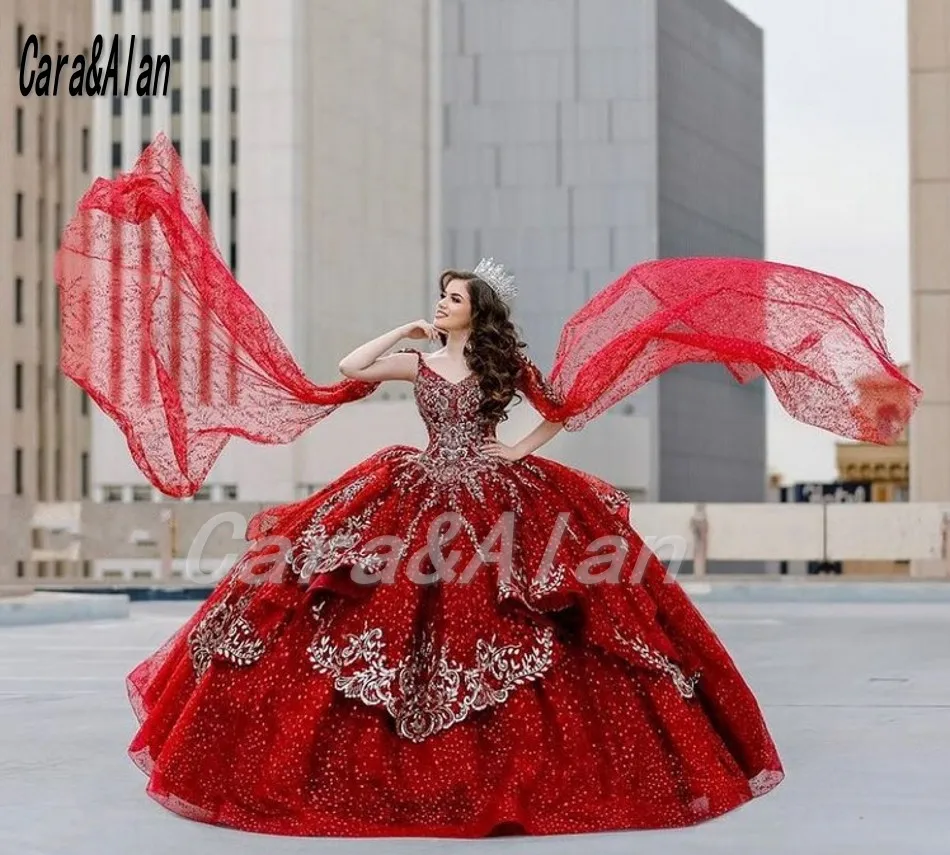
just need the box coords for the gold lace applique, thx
[308,602,555,742]
[283,476,394,582]
[187,597,266,678]
[612,626,700,699]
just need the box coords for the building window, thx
[171,36,180,62]
[201,35,211,61]
[231,34,237,61]
[15,192,23,239]
[171,88,180,114]
[222,484,238,500]
[102,485,123,502]
[202,0,212,7]
[15,277,23,323]
[15,107,23,153]
[201,86,211,112]
[143,0,151,11]
[112,141,122,169]
[112,0,122,13]
[201,138,210,164]
[142,37,151,56]
[230,241,237,270]
[230,86,237,113]
[14,448,22,495]
[81,452,89,498]
[37,198,44,243]
[112,96,121,117]
[81,390,89,416]
[172,0,180,10]
[230,189,236,218]
[194,485,211,500]
[14,363,23,410]
[132,485,152,502]
[201,189,211,215]
[172,138,180,154]
[142,97,151,116]
[230,137,237,164]
[81,127,89,172]
[16,24,23,65]
[55,448,61,500]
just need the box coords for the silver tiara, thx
[473,257,517,301]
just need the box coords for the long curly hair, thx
[439,269,527,423]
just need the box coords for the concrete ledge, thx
[17,576,950,606]
[34,585,213,602]
[681,576,950,603]
[0,591,131,627]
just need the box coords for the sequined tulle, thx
[126,350,784,837]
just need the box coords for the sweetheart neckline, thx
[419,359,477,387]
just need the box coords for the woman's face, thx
[434,278,473,332]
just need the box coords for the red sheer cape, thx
[55,133,919,498]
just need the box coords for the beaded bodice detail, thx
[412,356,497,466]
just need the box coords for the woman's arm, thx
[338,320,440,383]
[482,418,563,461]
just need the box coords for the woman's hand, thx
[402,320,442,342]
[481,439,523,462]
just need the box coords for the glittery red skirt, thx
[126,446,783,837]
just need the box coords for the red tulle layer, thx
[126,448,783,837]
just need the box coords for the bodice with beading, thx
[412,354,497,466]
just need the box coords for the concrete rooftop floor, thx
[1,598,948,854]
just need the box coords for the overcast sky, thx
[727,0,910,484]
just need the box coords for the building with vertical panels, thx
[654,0,765,508]
[95,0,237,263]
[90,0,242,510]
[908,0,949,577]
[0,0,93,584]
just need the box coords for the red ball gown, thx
[125,347,784,836]
[54,134,918,837]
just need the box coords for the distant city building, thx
[0,0,94,584]
[441,0,766,510]
[908,0,949,577]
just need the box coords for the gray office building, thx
[442,0,765,512]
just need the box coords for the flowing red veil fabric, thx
[55,133,919,499]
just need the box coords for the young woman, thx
[55,134,918,838]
